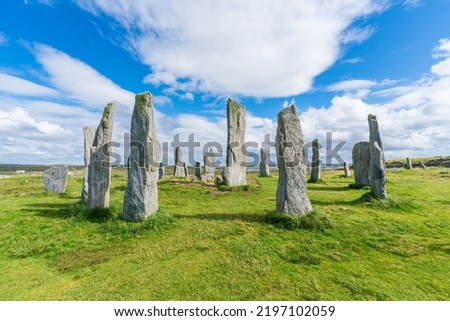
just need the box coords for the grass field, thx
[0,168,449,300]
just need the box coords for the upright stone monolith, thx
[309,139,321,182]
[222,99,247,186]
[203,148,216,183]
[194,162,202,181]
[122,92,161,222]
[159,163,165,179]
[87,103,115,209]
[368,114,387,199]
[260,147,270,177]
[406,157,413,170]
[173,146,188,177]
[352,141,370,186]
[81,127,96,203]
[276,105,312,216]
[43,165,68,193]
[344,161,351,177]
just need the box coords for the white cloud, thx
[403,0,423,9]
[327,79,378,92]
[0,32,7,46]
[301,39,450,161]
[76,0,386,98]
[0,73,59,97]
[340,26,375,44]
[33,43,135,108]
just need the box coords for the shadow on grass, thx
[175,213,262,223]
[307,186,351,192]
[25,201,116,223]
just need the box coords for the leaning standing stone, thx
[259,147,270,177]
[276,105,312,216]
[43,165,68,193]
[87,103,115,209]
[222,99,247,186]
[122,92,161,222]
[406,157,413,170]
[81,127,96,203]
[309,139,321,182]
[368,114,387,199]
[352,141,370,186]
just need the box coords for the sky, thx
[0,0,449,166]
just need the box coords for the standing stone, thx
[222,99,247,186]
[81,127,96,203]
[194,162,202,181]
[203,148,216,183]
[276,105,312,216]
[173,146,188,177]
[159,163,165,179]
[368,114,387,199]
[43,165,68,193]
[259,147,270,177]
[406,157,413,170]
[122,92,161,222]
[419,161,427,170]
[87,103,115,209]
[352,141,370,186]
[309,139,321,182]
[343,161,351,177]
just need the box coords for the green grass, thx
[0,168,449,300]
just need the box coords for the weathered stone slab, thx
[43,165,68,193]
[344,161,351,177]
[368,114,387,199]
[173,146,188,177]
[87,103,115,209]
[352,141,370,186]
[203,148,216,183]
[309,139,321,182]
[406,157,413,170]
[159,163,165,179]
[194,161,202,181]
[259,147,270,177]
[276,105,312,216]
[222,99,247,186]
[122,92,160,221]
[81,127,96,203]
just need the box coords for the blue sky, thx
[0,0,449,165]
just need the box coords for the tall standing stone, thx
[43,165,68,193]
[352,141,370,186]
[222,99,247,186]
[159,163,165,179]
[259,147,270,177]
[203,148,216,183]
[406,157,413,170]
[122,92,161,222]
[368,114,387,199]
[194,162,202,181]
[343,161,351,177]
[309,139,321,182]
[81,127,96,203]
[276,105,312,216]
[173,146,188,177]
[87,103,115,209]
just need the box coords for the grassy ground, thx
[0,168,449,300]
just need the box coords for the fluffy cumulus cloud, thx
[301,38,450,161]
[75,0,386,98]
